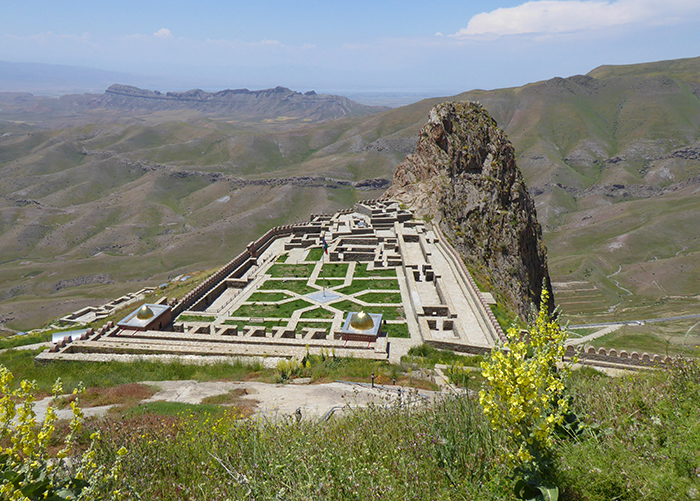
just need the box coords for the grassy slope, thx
[10,348,690,501]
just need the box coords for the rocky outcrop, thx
[92,84,388,120]
[386,102,552,318]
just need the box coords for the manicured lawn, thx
[370,306,405,320]
[267,264,314,278]
[232,299,313,318]
[300,308,335,319]
[306,247,324,261]
[385,323,410,338]
[355,291,403,304]
[329,299,363,314]
[336,278,399,294]
[354,264,397,278]
[177,315,215,322]
[224,319,287,329]
[320,263,349,278]
[295,321,332,334]
[258,279,316,295]
[247,292,292,302]
[332,300,404,320]
[315,278,345,289]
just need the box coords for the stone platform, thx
[39,200,504,364]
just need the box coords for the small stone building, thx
[117,304,171,331]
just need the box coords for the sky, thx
[2,0,700,96]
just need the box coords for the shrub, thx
[479,286,571,499]
[0,366,128,500]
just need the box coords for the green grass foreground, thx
[88,362,700,500]
[94,394,510,500]
[3,345,700,499]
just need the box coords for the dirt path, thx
[33,380,438,423]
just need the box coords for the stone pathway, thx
[567,324,622,345]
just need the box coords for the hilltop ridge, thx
[92,84,389,120]
[1,55,700,340]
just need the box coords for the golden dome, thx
[136,305,154,320]
[350,311,374,331]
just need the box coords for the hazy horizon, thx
[2,0,699,99]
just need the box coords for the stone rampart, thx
[430,223,506,344]
[565,345,672,369]
[174,221,309,315]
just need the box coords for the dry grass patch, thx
[200,388,259,417]
[59,383,157,409]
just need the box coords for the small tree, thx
[479,286,570,500]
[0,366,128,500]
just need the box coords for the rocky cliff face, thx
[386,102,552,318]
[92,84,388,120]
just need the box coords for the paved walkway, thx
[0,342,51,354]
[567,325,622,345]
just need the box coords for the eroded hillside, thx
[1,57,700,334]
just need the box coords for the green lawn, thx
[258,279,316,295]
[267,264,314,278]
[355,291,403,304]
[299,308,336,319]
[331,300,404,321]
[315,278,345,289]
[177,315,215,323]
[306,248,324,261]
[232,299,313,319]
[320,263,349,278]
[295,321,332,334]
[247,292,292,302]
[385,323,410,338]
[354,264,397,278]
[336,278,399,294]
[223,319,287,329]
[329,299,363,314]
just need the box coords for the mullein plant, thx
[0,366,128,500]
[479,286,573,501]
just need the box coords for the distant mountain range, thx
[0,81,388,122]
[94,84,389,120]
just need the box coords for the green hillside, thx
[1,57,700,337]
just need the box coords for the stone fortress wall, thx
[38,200,676,371]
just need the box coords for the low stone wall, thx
[565,344,672,369]
[174,221,310,315]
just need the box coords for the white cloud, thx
[153,28,173,39]
[451,0,700,38]
[341,42,370,50]
[258,39,282,47]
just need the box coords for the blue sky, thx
[2,0,700,94]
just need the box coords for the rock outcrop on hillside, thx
[91,84,388,120]
[386,102,552,318]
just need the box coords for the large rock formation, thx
[91,84,388,120]
[386,102,552,318]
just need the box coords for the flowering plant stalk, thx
[0,366,128,500]
[479,286,571,500]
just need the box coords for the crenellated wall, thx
[564,344,673,369]
[173,220,309,315]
